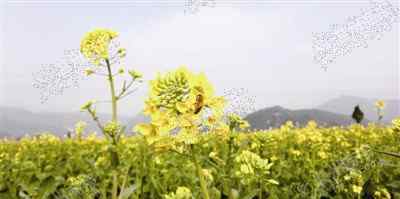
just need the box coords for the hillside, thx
[0,106,148,138]
[2,95,397,137]
[317,95,399,123]
[244,105,365,130]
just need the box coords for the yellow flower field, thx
[0,120,399,199]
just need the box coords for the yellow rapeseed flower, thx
[147,67,223,115]
[139,67,226,136]
[80,28,118,64]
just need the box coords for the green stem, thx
[139,138,147,198]
[149,160,163,197]
[105,58,119,199]
[191,146,210,199]
[106,59,118,122]
[144,137,163,198]
[227,136,234,199]
[112,173,118,199]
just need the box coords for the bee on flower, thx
[135,67,226,137]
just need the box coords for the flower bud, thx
[84,68,94,76]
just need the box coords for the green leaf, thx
[241,189,260,199]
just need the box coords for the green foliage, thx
[0,121,399,199]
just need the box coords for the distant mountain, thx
[0,106,148,138]
[244,106,365,130]
[2,95,397,138]
[317,95,399,123]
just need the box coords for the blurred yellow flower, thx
[270,155,278,161]
[202,169,214,183]
[289,148,302,156]
[375,100,385,109]
[240,164,254,175]
[374,188,391,199]
[134,123,159,137]
[317,151,328,159]
[391,117,400,131]
[352,185,362,194]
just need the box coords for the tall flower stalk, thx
[105,59,118,122]
[79,28,143,199]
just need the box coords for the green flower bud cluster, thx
[74,121,87,139]
[151,71,191,111]
[128,70,143,80]
[234,150,278,186]
[392,117,400,132]
[117,48,126,58]
[80,100,95,111]
[67,175,88,187]
[228,114,250,131]
[235,150,273,175]
[104,121,122,137]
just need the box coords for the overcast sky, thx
[1,0,399,115]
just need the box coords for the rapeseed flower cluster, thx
[80,28,118,65]
[234,150,277,185]
[135,67,225,137]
